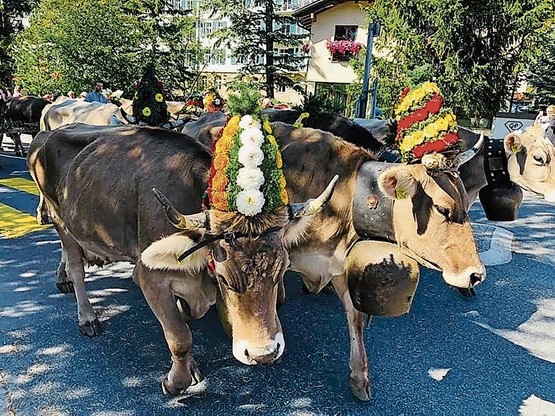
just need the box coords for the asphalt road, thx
[1,151,554,416]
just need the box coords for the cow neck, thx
[483,135,512,187]
[352,160,395,243]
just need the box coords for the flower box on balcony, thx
[326,39,362,61]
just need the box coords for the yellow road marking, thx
[0,178,40,196]
[0,203,49,239]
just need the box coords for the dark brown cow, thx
[1,96,49,155]
[28,123,336,396]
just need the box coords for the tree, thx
[364,0,554,122]
[208,0,306,99]
[0,0,35,87]
[13,0,202,97]
[122,0,203,97]
[526,27,555,106]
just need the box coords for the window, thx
[334,25,358,41]
[181,0,197,10]
[206,48,226,65]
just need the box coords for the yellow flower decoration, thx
[279,174,286,190]
[155,93,164,103]
[214,153,230,171]
[229,115,241,125]
[267,135,278,147]
[436,117,449,132]
[423,123,439,138]
[142,107,151,117]
[215,136,233,154]
[263,120,273,134]
[280,187,289,205]
[224,123,239,139]
[276,152,283,169]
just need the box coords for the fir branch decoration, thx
[226,83,263,117]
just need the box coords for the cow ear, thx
[209,126,223,141]
[378,167,419,200]
[504,132,523,154]
[141,232,207,272]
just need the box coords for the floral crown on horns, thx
[206,105,288,217]
[394,81,460,162]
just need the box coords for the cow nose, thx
[470,272,483,287]
[244,343,281,364]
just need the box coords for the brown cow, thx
[27,123,336,396]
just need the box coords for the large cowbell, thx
[346,241,419,317]
[477,138,523,221]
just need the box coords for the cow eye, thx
[434,205,452,219]
[533,154,545,165]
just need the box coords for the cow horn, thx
[120,107,136,124]
[152,188,207,229]
[454,132,485,166]
[289,175,339,218]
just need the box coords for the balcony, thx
[326,39,362,61]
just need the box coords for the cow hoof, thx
[79,318,102,337]
[458,287,477,298]
[350,378,371,401]
[161,377,189,396]
[189,360,204,385]
[56,280,74,294]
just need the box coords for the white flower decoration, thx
[240,127,264,147]
[236,189,265,216]
[237,167,265,190]
[238,144,264,168]
[239,114,261,130]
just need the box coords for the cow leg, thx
[36,191,52,225]
[14,133,26,157]
[136,265,201,396]
[56,226,100,336]
[331,274,371,401]
[56,242,73,294]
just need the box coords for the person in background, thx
[68,91,77,99]
[12,86,23,97]
[84,81,108,104]
[534,104,555,131]
[79,92,87,100]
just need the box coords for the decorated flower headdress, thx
[394,81,460,162]
[203,88,225,113]
[132,63,169,126]
[205,84,288,216]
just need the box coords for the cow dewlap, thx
[141,234,207,272]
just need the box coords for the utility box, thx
[491,112,536,140]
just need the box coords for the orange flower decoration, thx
[215,136,233,154]
[212,171,229,192]
[214,153,230,171]
[279,175,286,190]
[212,191,228,211]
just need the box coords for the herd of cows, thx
[2,93,555,402]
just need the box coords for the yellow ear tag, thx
[511,144,520,153]
[396,187,407,199]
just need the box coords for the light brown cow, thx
[28,123,337,395]
[272,123,484,400]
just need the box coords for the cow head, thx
[378,155,485,289]
[504,126,555,202]
[142,177,338,365]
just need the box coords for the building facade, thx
[293,0,370,114]
[177,0,313,104]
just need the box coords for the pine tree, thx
[526,30,555,106]
[0,0,35,87]
[208,0,306,99]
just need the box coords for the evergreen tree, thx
[0,0,35,87]
[526,28,555,106]
[364,0,554,121]
[122,0,203,96]
[208,0,306,99]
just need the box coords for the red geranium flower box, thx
[326,39,363,61]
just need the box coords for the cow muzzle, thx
[442,266,486,289]
[232,332,285,365]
